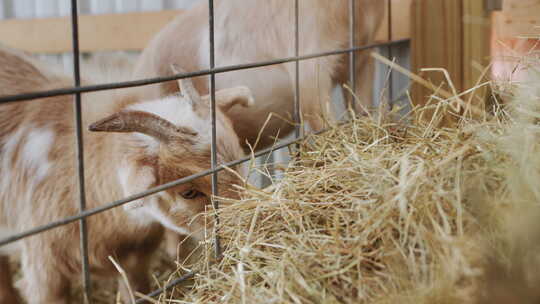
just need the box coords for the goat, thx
[0,46,253,304]
[133,0,385,150]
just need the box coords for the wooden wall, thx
[491,0,540,82]
[0,10,182,54]
[0,1,412,54]
[0,0,198,71]
[493,0,540,39]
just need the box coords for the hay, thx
[145,53,540,303]
[171,119,495,303]
[25,41,536,304]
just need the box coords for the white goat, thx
[134,0,385,150]
[0,46,253,304]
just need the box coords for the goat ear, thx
[170,64,202,107]
[202,86,255,113]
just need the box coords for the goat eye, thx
[180,189,200,199]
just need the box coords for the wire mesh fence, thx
[0,0,407,302]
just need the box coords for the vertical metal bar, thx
[387,0,394,104]
[349,0,357,112]
[208,0,221,259]
[294,0,301,139]
[70,0,91,303]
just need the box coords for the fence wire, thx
[294,0,301,140]
[69,0,92,302]
[0,0,406,302]
[349,0,357,109]
[207,0,222,261]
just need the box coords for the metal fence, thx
[0,0,408,302]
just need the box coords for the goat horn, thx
[89,110,197,143]
[170,64,202,106]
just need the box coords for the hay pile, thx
[149,60,540,303]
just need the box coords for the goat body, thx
[134,0,385,149]
[0,47,252,303]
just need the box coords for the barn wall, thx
[1,0,197,18]
[0,0,199,72]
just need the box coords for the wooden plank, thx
[0,10,183,54]
[376,0,413,41]
[463,0,492,105]
[493,0,540,38]
[392,0,413,40]
[411,0,494,123]
[411,1,463,106]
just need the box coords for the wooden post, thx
[375,0,413,42]
[463,0,492,109]
[411,0,493,122]
[411,0,463,125]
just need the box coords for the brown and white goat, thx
[0,47,252,304]
[133,0,385,150]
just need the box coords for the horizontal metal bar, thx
[0,119,349,247]
[0,39,409,105]
[135,271,196,303]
